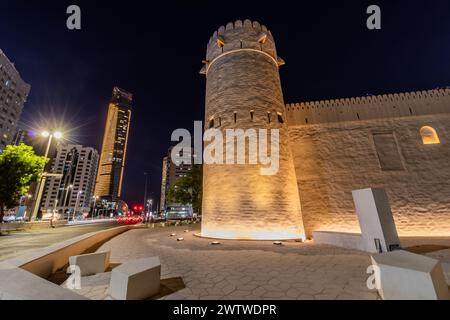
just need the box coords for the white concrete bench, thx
[0,267,87,300]
[371,250,450,300]
[69,251,110,276]
[109,257,161,300]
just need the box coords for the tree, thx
[0,144,48,223]
[167,165,202,214]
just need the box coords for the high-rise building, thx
[159,156,169,213]
[41,144,99,217]
[12,128,27,146]
[94,87,132,201]
[159,146,194,218]
[0,49,31,150]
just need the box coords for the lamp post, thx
[31,130,63,221]
[62,184,73,220]
[72,190,82,222]
[91,195,99,220]
[50,199,58,228]
[148,199,153,216]
[143,172,148,222]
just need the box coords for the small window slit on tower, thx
[277,113,284,124]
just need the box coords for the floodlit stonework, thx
[201,20,305,240]
[201,20,450,240]
[287,90,450,237]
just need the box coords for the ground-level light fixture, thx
[211,241,221,245]
[177,237,184,241]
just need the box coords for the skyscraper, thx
[0,49,31,150]
[94,87,132,201]
[159,146,194,218]
[41,144,99,218]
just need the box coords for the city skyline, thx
[1,0,450,205]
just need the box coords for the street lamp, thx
[51,199,58,227]
[72,190,83,222]
[31,130,63,221]
[91,195,99,220]
[53,131,63,139]
[62,184,73,219]
[146,199,153,223]
[41,130,62,158]
[148,199,153,214]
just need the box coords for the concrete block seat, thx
[0,268,87,300]
[69,251,110,276]
[371,250,450,300]
[109,257,161,300]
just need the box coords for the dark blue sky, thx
[1,0,449,205]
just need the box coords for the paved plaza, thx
[62,224,450,300]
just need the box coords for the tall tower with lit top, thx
[200,20,305,240]
[95,87,132,202]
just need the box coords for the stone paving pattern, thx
[62,224,450,300]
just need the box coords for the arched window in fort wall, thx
[420,126,440,145]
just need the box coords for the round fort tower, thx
[200,20,305,240]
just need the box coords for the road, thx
[0,222,118,262]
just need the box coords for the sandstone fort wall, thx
[287,89,450,237]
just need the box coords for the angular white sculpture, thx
[371,250,450,300]
[69,251,110,276]
[109,256,161,300]
[352,188,400,253]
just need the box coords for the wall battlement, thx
[202,20,282,75]
[286,88,450,126]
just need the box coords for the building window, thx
[420,126,440,145]
[277,113,284,124]
[250,110,254,121]
[234,112,237,123]
[267,112,271,123]
[208,118,214,129]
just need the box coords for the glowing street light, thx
[31,130,64,221]
[53,131,63,139]
[41,130,63,158]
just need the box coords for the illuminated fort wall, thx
[200,20,450,240]
[286,89,450,237]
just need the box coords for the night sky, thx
[1,0,450,206]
